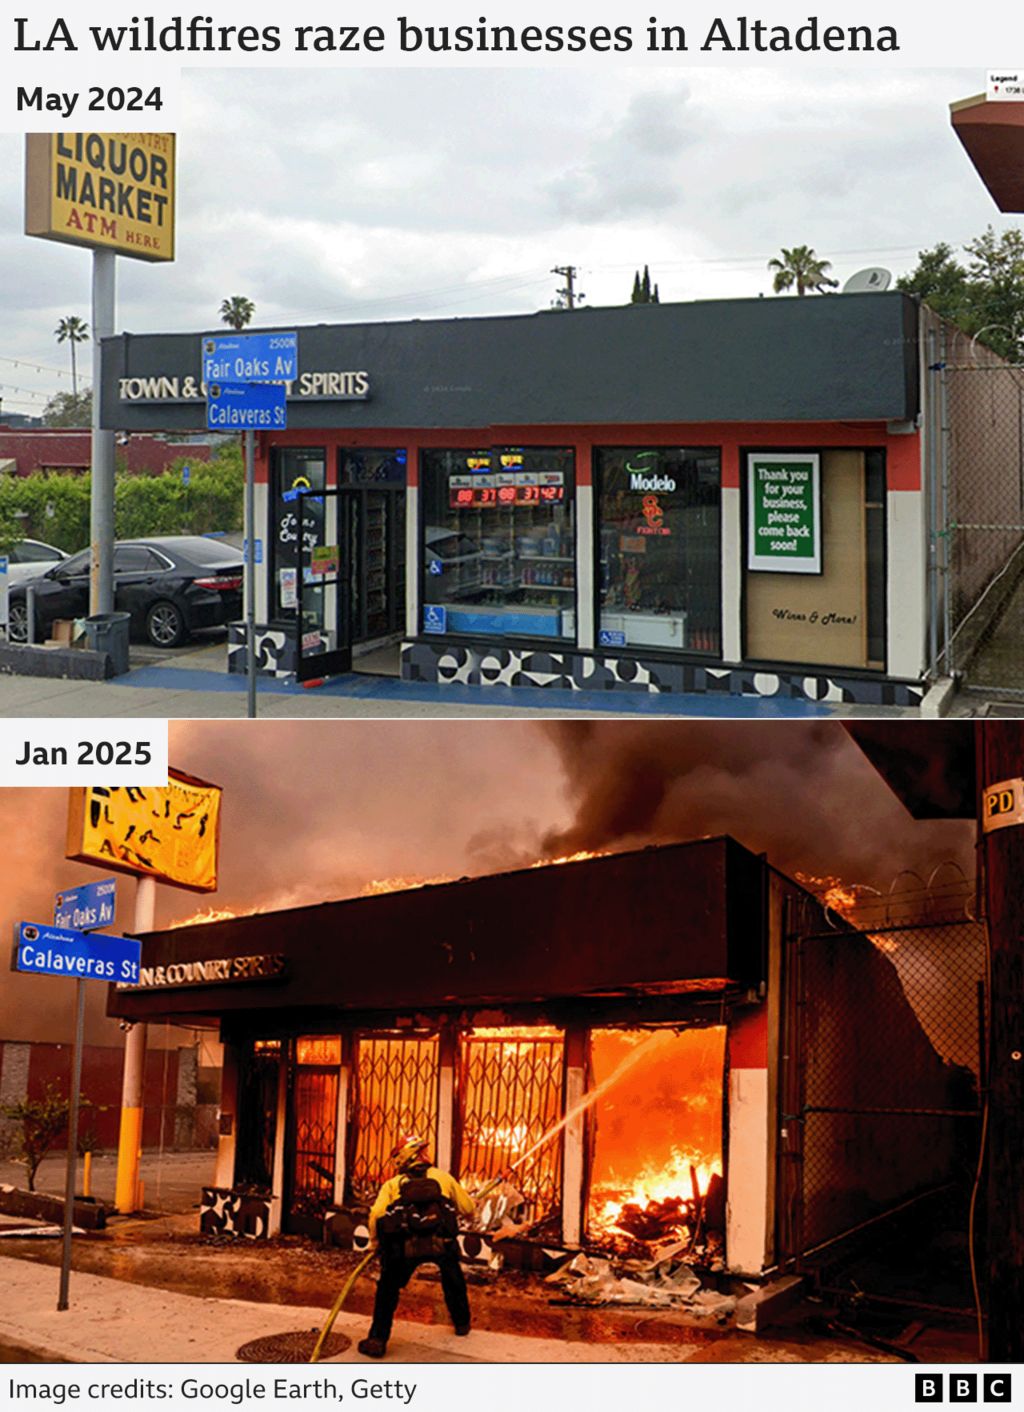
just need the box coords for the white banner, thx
[1,1362,1020,1410]
[1,0,1024,135]
[0,718,168,785]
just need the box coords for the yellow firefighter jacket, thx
[368,1166,475,1241]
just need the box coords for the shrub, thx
[0,445,244,553]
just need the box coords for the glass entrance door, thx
[296,487,351,680]
[342,488,407,648]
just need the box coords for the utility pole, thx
[976,721,1024,1362]
[90,250,117,615]
[551,265,584,311]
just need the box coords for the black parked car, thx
[7,536,244,648]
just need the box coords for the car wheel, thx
[145,600,187,648]
[6,600,29,643]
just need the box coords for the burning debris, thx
[547,1250,737,1317]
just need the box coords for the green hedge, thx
[0,447,244,554]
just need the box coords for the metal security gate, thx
[928,330,1024,694]
[285,1063,339,1235]
[347,1036,438,1204]
[456,1031,564,1227]
[778,897,986,1266]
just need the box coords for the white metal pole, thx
[113,876,156,1212]
[90,250,117,616]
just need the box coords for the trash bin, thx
[84,612,131,677]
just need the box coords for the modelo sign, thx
[25,132,176,262]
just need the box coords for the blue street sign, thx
[13,921,141,984]
[598,629,627,648]
[54,879,116,932]
[206,381,287,431]
[201,331,298,385]
[242,538,264,564]
[182,463,191,486]
[423,604,447,634]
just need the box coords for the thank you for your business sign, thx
[747,453,821,574]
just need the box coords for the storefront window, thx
[296,1035,342,1066]
[744,448,886,671]
[420,448,575,640]
[596,448,721,653]
[270,447,326,619]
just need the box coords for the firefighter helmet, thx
[391,1134,430,1170]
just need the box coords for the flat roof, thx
[107,836,786,1023]
[101,292,920,434]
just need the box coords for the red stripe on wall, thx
[728,1007,768,1069]
[255,422,922,492]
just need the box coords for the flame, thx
[362,873,456,896]
[795,873,899,951]
[532,849,608,868]
[796,871,864,920]
[591,1147,720,1239]
[167,905,240,929]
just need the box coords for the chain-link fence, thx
[781,896,986,1262]
[931,320,1024,692]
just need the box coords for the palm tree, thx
[219,296,256,330]
[767,247,839,296]
[54,315,89,397]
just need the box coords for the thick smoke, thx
[534,722,974,891]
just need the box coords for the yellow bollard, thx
[82,1151,92,1200]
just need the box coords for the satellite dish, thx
[842,267,892,293]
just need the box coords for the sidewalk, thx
[0,1254,722,1365]
[0,661,910,720]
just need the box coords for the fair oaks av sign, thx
[747,453,821,575]
[119,370,370,404]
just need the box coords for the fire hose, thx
[307,1169,514,1363]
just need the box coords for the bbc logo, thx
[916,1375,1012,1403]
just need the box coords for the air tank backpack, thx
[376,1173,460,1260]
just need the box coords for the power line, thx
[0,353,74,378]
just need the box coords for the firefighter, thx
[357,1133,475,1359]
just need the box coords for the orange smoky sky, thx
[0,720,973,1046]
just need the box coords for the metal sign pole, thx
[57,977,86,1311]
[245,429,257,719]
[90,249,117,616]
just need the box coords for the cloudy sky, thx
[0,720,973,1045]
[0,64,1019,420]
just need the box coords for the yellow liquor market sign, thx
[67,769,221,892]
[25,132,175,262]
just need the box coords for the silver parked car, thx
[3,538,68,586]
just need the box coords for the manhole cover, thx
[236,1330,352,1363]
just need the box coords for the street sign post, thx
[0,554,8,635]
[13,917,141,1312]
[54,879,117,932]
[201,331,298,721]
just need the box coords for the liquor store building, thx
[107,840,974,1278]
[103,292,937,706]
